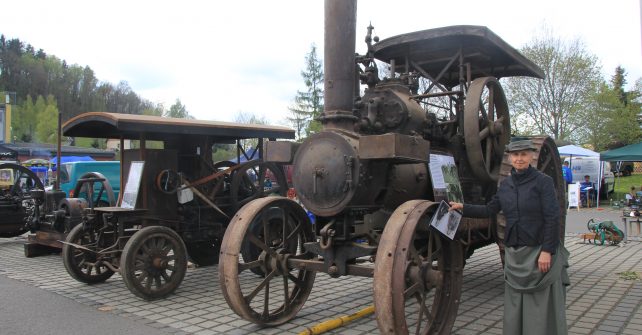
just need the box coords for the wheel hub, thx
[257,248,290,275]
[407,261,443,292]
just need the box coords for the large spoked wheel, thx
[496,137,566,261]
[72,172,116,208]
[464,77,511,182]
[374,200,464,335]
[120,226,188,300]
[219,197,316,326]
[62,224,115,284]
[0,163,44,237]
[230,161,287,212]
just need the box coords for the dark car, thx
[612,161,634,176]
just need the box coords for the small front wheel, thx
[62,224,115,284]
[120,226,188,300]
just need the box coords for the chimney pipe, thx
[322,0,358,131]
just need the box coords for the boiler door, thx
[292,131,359,217]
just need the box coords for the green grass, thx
[608,173,642,202]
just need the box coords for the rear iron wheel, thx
[186,240,220,267]
[219,197,316,326]
[374,200,464,335]
[72,172,116,208]
[230,161,287,212]
[120,226,188,300]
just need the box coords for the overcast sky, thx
[3,0,641,125]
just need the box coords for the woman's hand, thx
[538,251,552,273]
[449,202,463,211]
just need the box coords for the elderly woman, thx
[450,138,569,335]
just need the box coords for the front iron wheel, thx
[120,226,188,300]
[219,197,316,326]
[62,223,115,284]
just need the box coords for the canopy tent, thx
[559,145,603,208]
[230,148,258,164]
[558,145,599,158]
[600,142,642,161]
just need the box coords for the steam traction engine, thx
[218,1,566,334]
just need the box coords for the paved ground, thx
[0,207,640,335]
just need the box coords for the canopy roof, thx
[600,142,642,161]
[558,145,599,157]
[373,25,544,87]
[63,112,295,141]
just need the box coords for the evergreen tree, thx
[288,44,323,138]
[164,98,191,118]
[611,66,628,105]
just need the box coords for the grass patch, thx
[605,174,642,203]
[617,271,641,281]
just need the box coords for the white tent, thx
[558,145,603,208]
[558,145,599,158]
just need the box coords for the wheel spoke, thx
[244,270,277,304]
[262,278,271,317]
[485,139,492,171]
[247,232,272,255]
[488,87,495,121]
[404,281,421,298]
[414,292,433,333]
[160,270,170,282]
[287,273,304,288]
[137,271,149,284]
[239,259,262,273]
[283,275,290,310]
[285,223,302,243]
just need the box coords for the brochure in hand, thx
[429,200,462,240]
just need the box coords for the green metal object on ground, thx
[587,219,625,245]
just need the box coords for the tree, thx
[164,98,191,119]
[288,44,323,139]
[504,28,602,142]
[234,111,267,150]
[35,95,58,144]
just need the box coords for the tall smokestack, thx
[323,0,357,131]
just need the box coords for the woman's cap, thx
[505,139,537,152]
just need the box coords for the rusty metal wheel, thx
[374,200,464,335]
[121,226,188,300]
[230,161,287,211]
[62,223,115,284]
[496,136,567,261]
[219,197,316,326]
[72,172,116,208]
[464,77,511,182]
